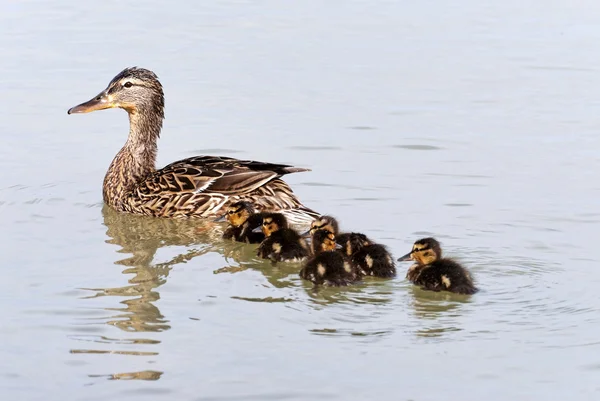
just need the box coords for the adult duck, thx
[67,67,319,227]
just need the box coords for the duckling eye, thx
[123,81,133,88]
[227,210,234,215]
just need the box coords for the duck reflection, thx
[89,370,163,381]
[97,205,395,328]
[89,206,229,333]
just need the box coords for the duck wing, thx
[128,156,312,218]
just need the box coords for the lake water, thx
[1,1,599,400]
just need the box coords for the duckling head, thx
[306,215,339,237]
[398,237,441,265]
[261,213,289,237]
[343,233,371,257]
[311,229,337,254]
[68,67,165,125]
[225,201,255,227]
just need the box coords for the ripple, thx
[195,392,336,401]
[393,144,443,150]
[309,327,392,338]
[70,349,158,356]
[348,126,377,130]
[68,334,160,345]
[231,296,294,303]
[89,370,163,381]
[287,145,342,151]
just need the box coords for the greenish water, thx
[1,1,600,400]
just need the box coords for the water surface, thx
[1,1,600,400]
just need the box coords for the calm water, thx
[1,1,599,400]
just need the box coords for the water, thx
[1,1,600,400]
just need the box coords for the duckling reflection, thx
[407,285,467,338]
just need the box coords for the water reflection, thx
[89,370,163,381]
[96,206,400,344]
[87,206,229,333]
[408,286,471,338]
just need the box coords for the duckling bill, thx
[221,201,264,244]
[256,213,310,263]
[299,229,360,286]
[398,237,478,295]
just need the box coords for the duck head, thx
[221,201,256,227]
[259,213,288,237]
[343,232,371,257]
[311,229,338,254]
[67,67,165,121]
[398,237,442,265]
[303,215,339,237]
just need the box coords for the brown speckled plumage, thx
[68,67,319,226]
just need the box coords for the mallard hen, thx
[67,67,319,227]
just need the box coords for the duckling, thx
[306,215,372,246]
[299,230,360,286]
[221,201,265,244]
[342,233,396,278]
[398,237,478,295]
[256,213,310,263]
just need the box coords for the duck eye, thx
[123,82,133,88]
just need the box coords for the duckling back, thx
[300,251,359,286]
[340,233,395,278]
[412,259,478,295]
[257,228,309,262]
[350,243,396,278]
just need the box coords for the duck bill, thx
[300,229,311,238]
[252,226,263,233]
[67,91,113,114]
[335,243,343,250]
[397,251,413,262]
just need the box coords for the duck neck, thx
[103,108,163,209]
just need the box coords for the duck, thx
[220,201,265,244]
[342,233,396,278]
[299,229,360,286]
[256,213,310,263]
[398,237,478,295]
[67,67,319,228]
[306,215,372,246]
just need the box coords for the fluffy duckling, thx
[398,237,478,295]
[221,201,265,244]
[256,213,310,263]
[299,229,360,286]
[342,233,396,278]
[306,215,371,246]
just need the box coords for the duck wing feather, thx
[127,156,311,218]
